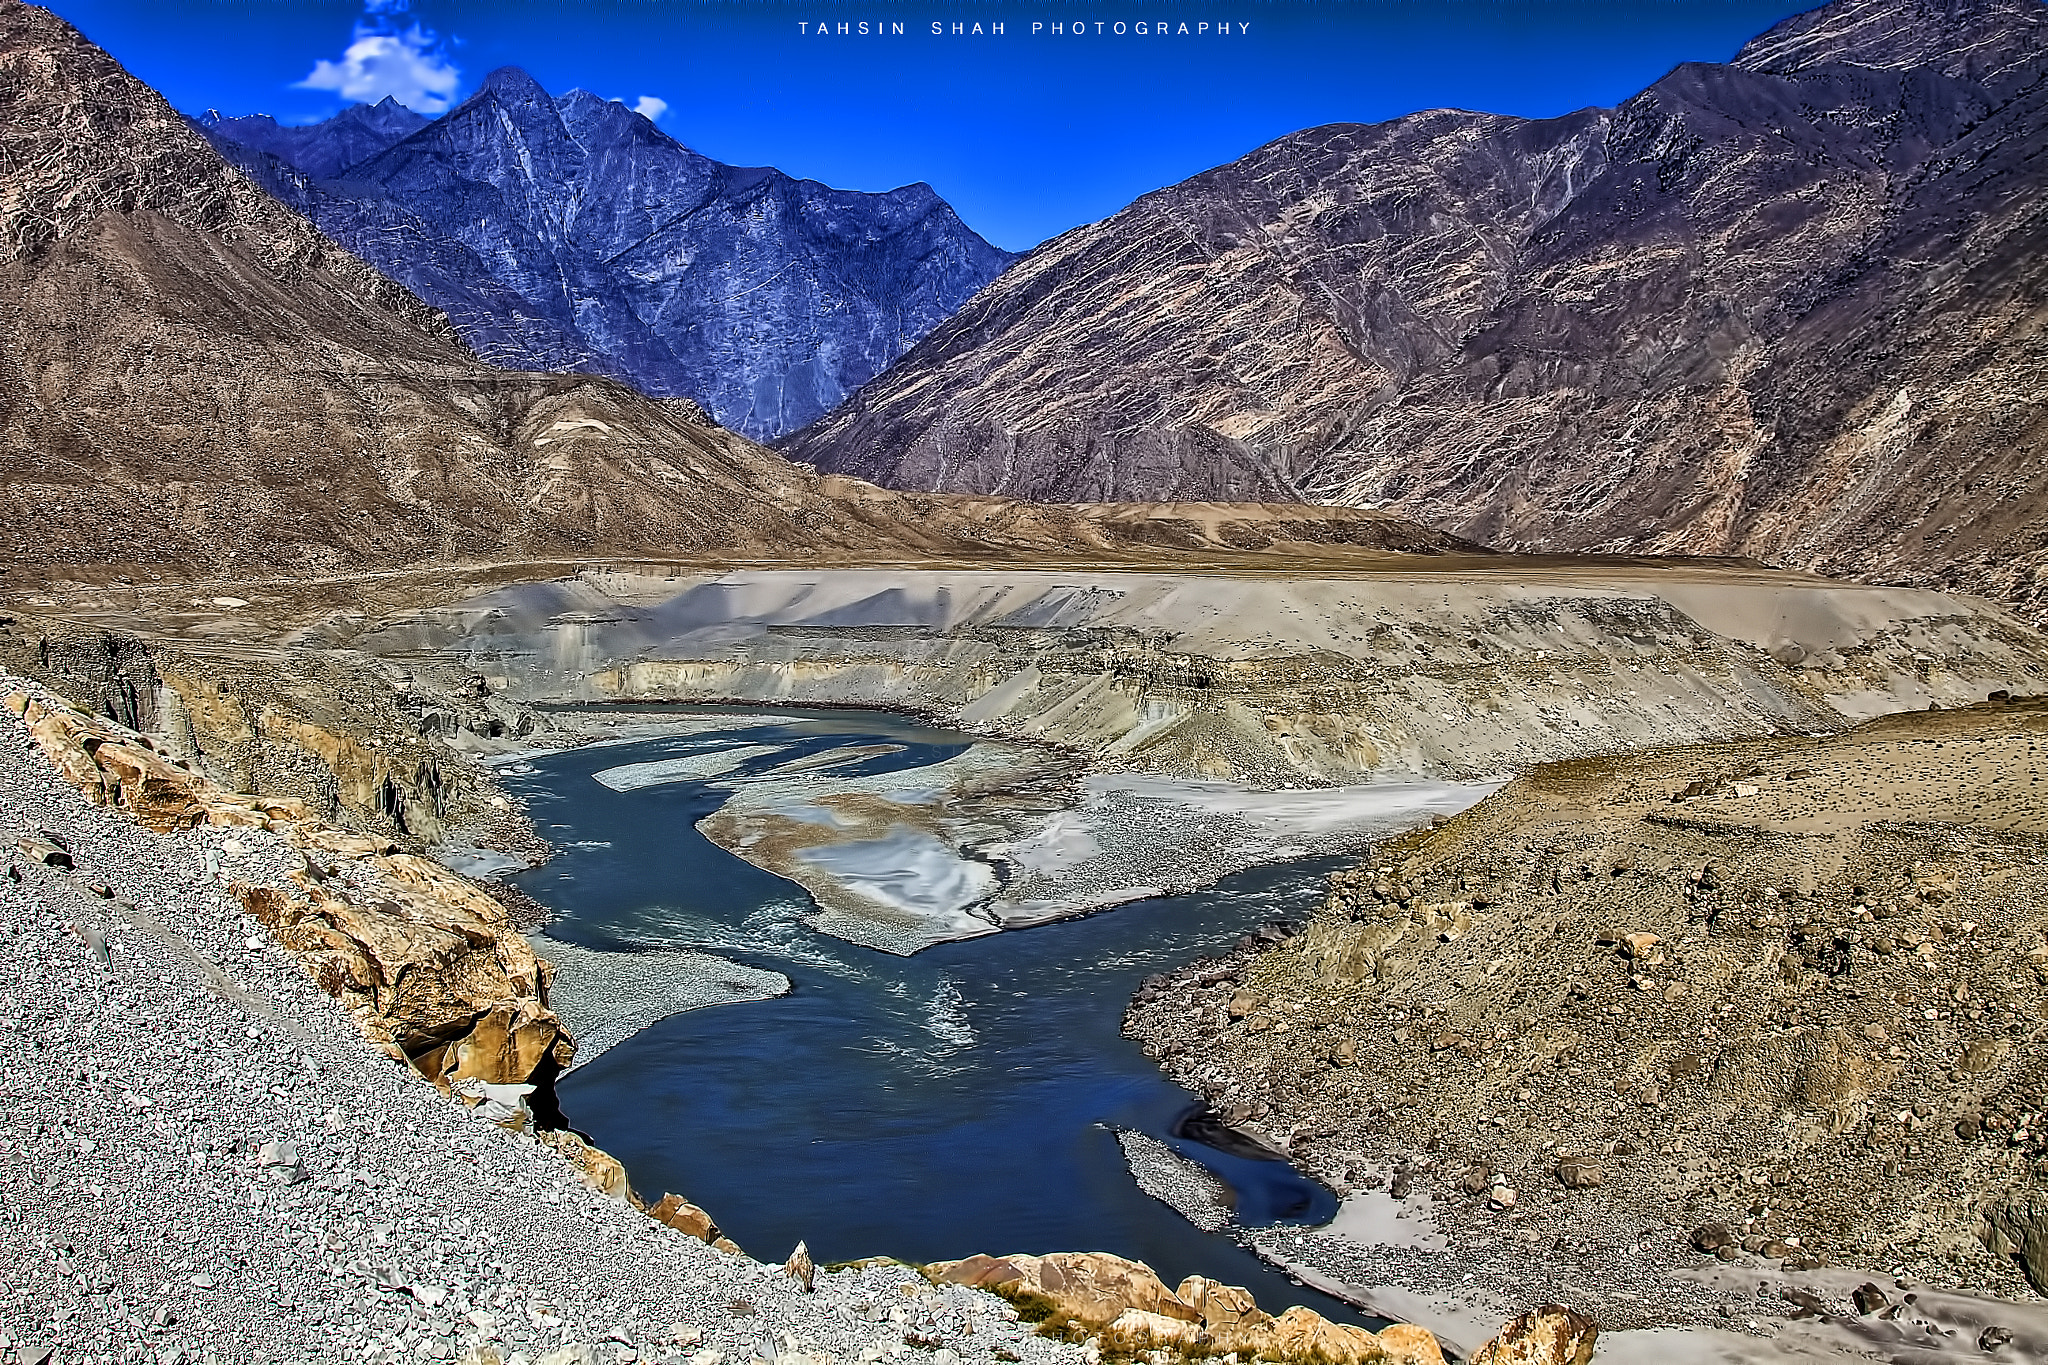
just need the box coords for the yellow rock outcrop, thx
[7,690,568,1090]
[928,1252,1444,1364]
[1467,1306,1597,1365]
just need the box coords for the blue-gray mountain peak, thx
[197,71,1019,440]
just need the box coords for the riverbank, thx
[0,673,1108,1365]
[0,676,1501,1365]
[1125,697,2048,1359]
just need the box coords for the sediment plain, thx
[331,559,2043,787]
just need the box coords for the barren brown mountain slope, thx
[0,1,1469,581]
[0,0,870,576]
[787,0,2048,615]
[1128,696,2048,1333]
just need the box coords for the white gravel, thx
[1114,1131,1234,1234]
[0,674,1083,1365]
[534,938,790,1071]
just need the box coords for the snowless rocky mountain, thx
[785,0,2048,613]
[197,98,427,179]
[196,71,1018,441]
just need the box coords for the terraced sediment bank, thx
[1126,697,2048,1359]
[337,562,2045,788]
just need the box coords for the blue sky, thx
[51,0,1817,250]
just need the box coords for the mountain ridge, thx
[0,0,896,574]
[196,71,1018,440]
[197,97,428,179]
[783,0,2048,613]
[0,0,1472,579]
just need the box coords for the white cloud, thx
[630,95,668,122]
[297,20,461,113]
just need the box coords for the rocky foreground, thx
[1,671,1590,1365]
[0,675,1083,1364]
[1126,696,2048,1350]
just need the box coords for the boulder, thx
[1378,1324,1447,1365]
[448,997,566,1089]
[1223,1306,1400,1365]
[1174,1276,1270,1330]
[15,835,70,868]
[449,1078,536,1129]
[236,865,567,1089]
[785,1241,816,1292]
[1983,1197,2048,1294]
[649,1194,720,1243]
[1469,1306,1598,1365]
[1689,1223,1735,1254]
[539,1130,634,1203]
[1107,1309,1203,1347]
[930,1252,1201,1327]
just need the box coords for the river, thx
[499,707,1451,1322]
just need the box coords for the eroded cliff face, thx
[0,614,535,849]
[7,689,568,1090]
[198,71,1017,441]
[338,564,2048,787]
[785,0,2048,612]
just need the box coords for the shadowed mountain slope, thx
[197,72,1018,441]
[785,0,2048,614]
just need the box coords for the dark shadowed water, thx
[504,708,1370,1321]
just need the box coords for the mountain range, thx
[196,72,1016,441]
[0,0,1453,577]
[784,0,2048,612]
[8,0,2046,617]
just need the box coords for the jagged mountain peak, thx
[348,96,430,135]
[199,58,1019,440]
[1734,0,2048,79]
[192,99,428,180]
[475,65,553,104]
